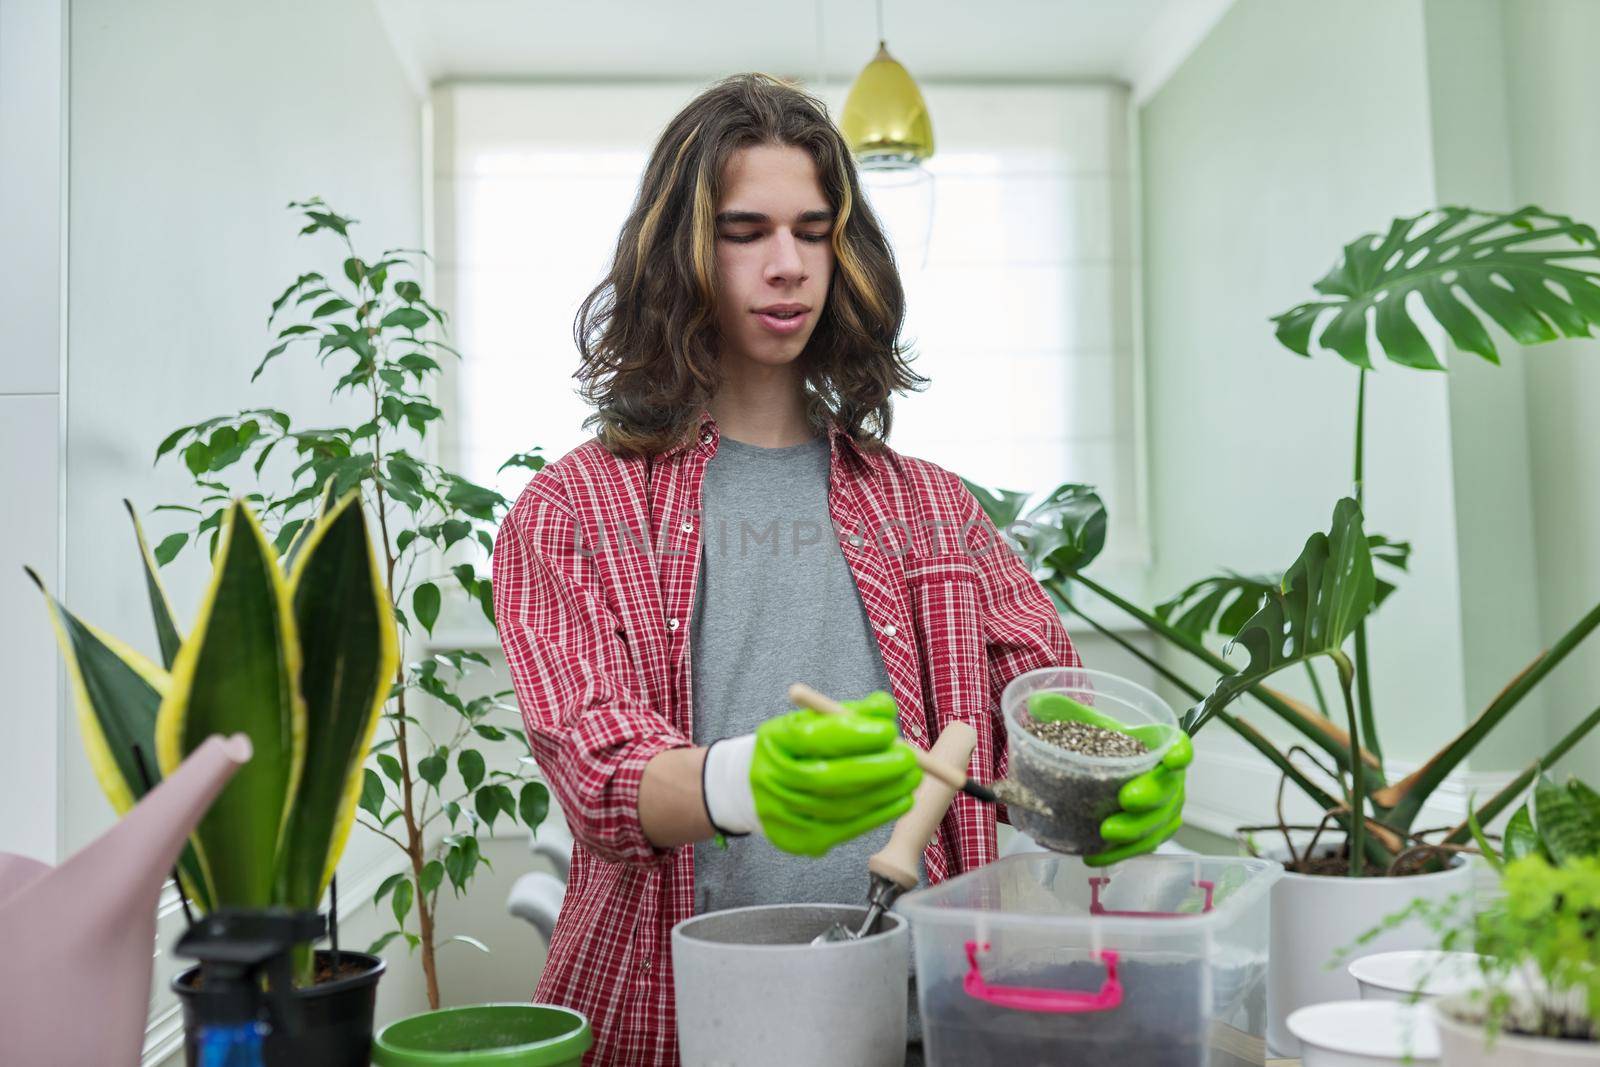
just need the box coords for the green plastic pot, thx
[372,1003,592,1066]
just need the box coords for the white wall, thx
[1503,0,1600,778]
[0,0,66,865]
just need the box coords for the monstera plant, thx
[29,488,394,985]
[965,205,1600,878]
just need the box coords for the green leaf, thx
[1271,205,1600,370]
[377,753,403,785]
[183,442,211,476]
[372,871,405,905]
[446,934,490,953]
[1157,534,1409,642]
[1504,804,1541,861]
[473,724,506,741]
[392,877,413,926]
[312,297,354,319]
[960,479,1106,577]
[1185,498,1375,734]
[475,783,514,831]
[367,930,403,955]
[1534,772,1600,863]
[1466,795,1503,872]
[519,781,550,830]
[420,860,444,898]
[155,426,191,463]
[274,491,400,912]
[418,750,447,789]
[155,500,304,908]
[458,748,485,793]
[24,566,212,911]
[123,500,184,668]
[413,582,440,636]
[359,767,386,819]
[381,307,429,331]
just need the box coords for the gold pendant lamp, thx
[838,0,934,170]
[836,0,937,268]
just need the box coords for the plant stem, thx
[1441,704,1600,846]
[1350,369,1384,769]
[1379,597,1600,832]
[364,295,441,1010]
[1337,658,1365,876]
[1304,661,1331,718]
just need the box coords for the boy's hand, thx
[702,690,923,856]
[1027,692,1192,866]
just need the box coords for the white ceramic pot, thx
[1288,1000,1440,1065]
[1350,951,1486,1002]
[1267,848,1473,1056]
[1431,996,1600,1065]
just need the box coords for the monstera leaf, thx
[1183,498,1375,734]
[1272,205,1600,370]
[959,477,1106,576]
[1157,534,1411,642]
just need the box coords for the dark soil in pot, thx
[174,949,385,1067]
[921,957,1207,1067]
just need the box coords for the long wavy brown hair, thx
[574,72,927,457]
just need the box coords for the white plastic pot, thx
[1267,848,1472,1057]
[1287,1000,1439,1065]
[1349,951,1486,1002]
[1431,995,1600,1065]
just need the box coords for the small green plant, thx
[1346,848,1600,1043]
[139,198,548,1008]
[963,205,1600,877]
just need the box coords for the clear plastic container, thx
[1002,667,1180,854]
[899,852,1283,1067]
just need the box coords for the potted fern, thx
[962,205,1600,1055]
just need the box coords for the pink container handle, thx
[962,940,1122,1013]
[1089,877,1215,917]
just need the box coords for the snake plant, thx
[29,487,396,983]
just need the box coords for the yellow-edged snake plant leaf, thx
[24,566,213,911]
[276,489,398,909]
[155,499,306,907]
[1184,498,1375,734]
[1272,205,1600,370]
[282,475,337,571]
[123,499,183,669]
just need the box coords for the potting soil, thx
[921,957,1207,1067]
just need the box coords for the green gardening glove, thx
[1027,692,1194,867]
[750,689,923,857]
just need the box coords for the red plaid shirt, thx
[492,408,1079,1066]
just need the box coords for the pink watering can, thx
[0,733,252,1066]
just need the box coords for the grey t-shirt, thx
[689,432,927,914]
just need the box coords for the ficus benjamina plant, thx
[963,205,1600,878]
[62,198,547,1006]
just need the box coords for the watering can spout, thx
[0,733,252,1067]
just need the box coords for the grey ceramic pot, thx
[671,903,909,1067]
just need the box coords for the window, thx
[432,81,1145,565]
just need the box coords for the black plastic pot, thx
[173,950,386,1067]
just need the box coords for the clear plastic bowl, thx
[1001,667,1180,854]
[898,852,1283,1067]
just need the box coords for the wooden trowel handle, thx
[867,720,978,891]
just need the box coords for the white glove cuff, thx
[702,733,760,837]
